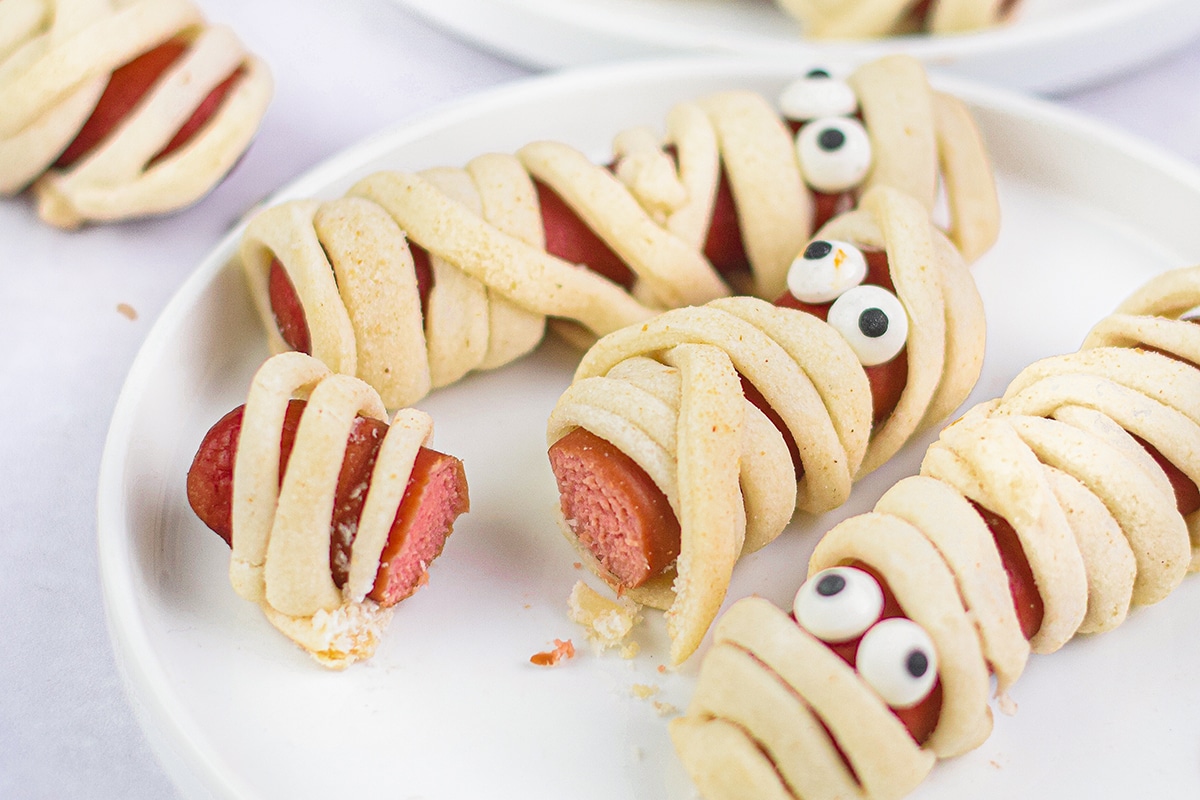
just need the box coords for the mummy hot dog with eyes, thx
[546,184,986,664]
[775,0,1022,38]
[0,0,271,228]
[244,55,997,410]
[671,264,1200,800]
[185,352,469,668]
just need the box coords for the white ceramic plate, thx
[98,59,1200,800]
[392,0,1200,94]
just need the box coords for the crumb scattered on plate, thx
[631,683,659,699]
[567,580,641,652]
[117,303,138,321]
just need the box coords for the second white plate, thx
[393,0,1200,93]
[99,59,1200,800]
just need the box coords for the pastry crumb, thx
[530,638,575,667]
[116,303,138,321]
[620,641,640,659]
[631,683,659,699]
[652,700,678,717]
[568,580,641,650]
[996,691,1018,716]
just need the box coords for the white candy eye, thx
[794,566,884,643]
[796,116,872,194]
[779,71,859,121]
[827,284,908,367]
[787,239,868,304]
[856,617,938,709]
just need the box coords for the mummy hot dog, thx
[671,265,1200,799]
[775,0,1022,38]
[243,55,997,410]
[186,352,469,668]
[0,0,271,228]
[547,184,987,664]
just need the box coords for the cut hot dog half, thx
[185,352,469,668]
[671,264,1200,800]
[547,185,987,664]
[0,0,272,228]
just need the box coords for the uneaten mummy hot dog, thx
[546,184,986,664]
[775,0,1022,38]
[186,352,469,668]
[670,264,1200,800]
[241,54,997,410]
[0,0,271,228]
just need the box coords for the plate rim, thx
[390,0,1200,92]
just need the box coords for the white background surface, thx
[4,1,1200,798]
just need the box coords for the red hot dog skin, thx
[671,264,1200,800]
[547,186,987,664]
[0,0,272,228]
[186,352,468,669]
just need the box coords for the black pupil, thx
[818,128,846,151]
[816,573,845,597]
[906,650,929,679]
[804,240,833,260]
[807,68,831,79]
[859,307,889,338]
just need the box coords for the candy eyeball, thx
[855,617,939,709]
[794,566,884,643]
[779,71,859,122]
[796,116,872,194]
[826,284,908,366]
[787,239,868,304]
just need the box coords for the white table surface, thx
[2,1,1199,797]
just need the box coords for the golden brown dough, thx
[240,55,997,409]
[0,0,271,227]
[548,186,986,664]
[671,264,1200,800]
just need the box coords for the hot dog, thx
[775,0,1022,38]
[242,55,997,410]
[671,264,1200,799]
[185,351,469,668]
[547,185,987,664]
[0,0,271,228]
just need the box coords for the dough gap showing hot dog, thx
[775,0,1023,38]
[671,264,1200,800]
[241,55,997,411]
[548,185,988,664]
[186,352,468,668]
[0,0,272,228]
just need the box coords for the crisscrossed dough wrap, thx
[240,56,997,409]
[0,0,272,227]
[229,351,436,668]
[774,0,1018,38]
[547,185,985,664]
[672,264,1200,800]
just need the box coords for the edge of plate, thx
[392,0,1200,93]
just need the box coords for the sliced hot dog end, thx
[368,447,469,607]
[549,427,681,590]
[186,398,468,608]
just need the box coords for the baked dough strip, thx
[671,264,1200,799]
[240,55,997,410]
[548,185,986,664]
[0,0,272,227]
